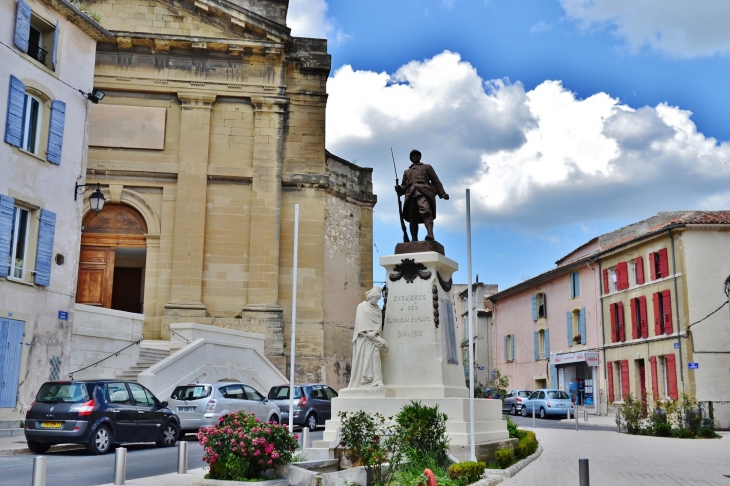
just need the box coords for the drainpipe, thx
[596,259,607,415]
[587,261,602,414]
[668,229,686,398]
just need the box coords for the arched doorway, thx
[76,204,148,313]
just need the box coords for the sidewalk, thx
[556,412,617,428]
[98,467,207,486]
[503,427,730,485]
[0,434,84,455]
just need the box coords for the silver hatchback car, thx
[169,382,281,438]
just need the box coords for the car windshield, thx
[267,386,303,400]
[171,385,212,400]
[518,391,532,397]
[548,391,570,400]
[36,383,89,404]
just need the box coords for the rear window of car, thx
[518,391,532,397]
[548,391,570,400]
[36,383,89,404]
[171,385,212,400]
[267,386,303,400]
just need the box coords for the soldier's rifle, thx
[391,148,410,243]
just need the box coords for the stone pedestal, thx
[317,251,508,452]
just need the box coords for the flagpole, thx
[289,204,300,434]
[466,189,476,462]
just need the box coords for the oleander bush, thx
[198,411,298,481]
[447,461,486,484]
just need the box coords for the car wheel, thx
[27,440,51,454]
[269,415,279,425]
[511,405,517,416]
[521,407,527,417]
[157,423,178,447]
[540,407,547,419]
[306,413,317,431]
[86,425,112,455]
[177,430,187,441]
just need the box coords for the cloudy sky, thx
[288,0,730,290]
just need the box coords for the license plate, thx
[177,406,196,412]
[558,404,566,408]
[41,422,62,428]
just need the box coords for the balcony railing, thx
[26,42,48,65]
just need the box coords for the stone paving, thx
[503,427,730,486]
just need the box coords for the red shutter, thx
[609,303,617,343]
[639,296,649,338]
[635,256,645,285]
[652,292,661,336]
[629,298,637,340]
[658,248,669,278]
[618,301,625,342]
[649,356,659,399]
[649,252,657,280]
[621,360,630,400]
[665,354,678,400]
[607,363,615,403]
[603,269,609,294]
[662,289,673,334]
[617,262,629,290]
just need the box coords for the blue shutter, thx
[34,209,56,286]
[0,319,25,408]
[544,328,550,358]
[569,273,575,299]
[46,100,66,165]
[566,311,573,346]
[5,76,26,147]
[51,20,60,71]
[549,364,557,389]
[503,335,508,361]
[574,272,580,298]
[0,195,15,277]
[14,0,31,53]
[579,307,587,345]
[510,334,515,361]
[531,295,537,321]
[533,331,539,361]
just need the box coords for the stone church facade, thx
[79,0,375,388]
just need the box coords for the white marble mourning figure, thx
[348,287,389,388]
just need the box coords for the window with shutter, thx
[531,294,537,321]
[665,354,678,400]
[602,269,609,294]
[15,2,60,70]
[0,195,15,277]
[533,331,539,361]
[578,308,586,345]
[607,363,614,403]
[616,262,628,290]
[662,289,673,334]
[14,0,31,53]
[648,252,657,280]
[620,360,630,400]
[639,296,648,338]
[630,298,637,340]
[4,76,26,147]
[536,293,546,319]
[51,20,59,71]
[510,334,514,361]
[570,271,580,298]
[635,256,645,285]
[46,100,65,164]
[658,248,669,279]
[503,335,508,362]
[543,328,550,358]
[34,209,55,286]
[649,356,659,400]
[566,311,573,346]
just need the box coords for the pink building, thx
[489,240,604,415]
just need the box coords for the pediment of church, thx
[87,0,291,48]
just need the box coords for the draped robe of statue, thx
[348,297,387,388]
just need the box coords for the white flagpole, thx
[289,204,300,434]
[466,189,476,461]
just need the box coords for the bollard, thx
[31,456,46,486]
[114,447,127,485]
[302,427,310,450]
[584,407,588,422]
[567,408,570,421]
[579,458,590,486]
[616,409,621,433]
[532,404,535,427]
[575,406,578,431]
[177,441,188,474]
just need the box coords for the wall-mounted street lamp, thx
[74,182,106,213]
[79,88,105,104]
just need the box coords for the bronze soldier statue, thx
[394,149,449,241]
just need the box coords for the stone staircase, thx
[0,420,24,438]
[115,344,170,382]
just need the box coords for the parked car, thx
[169,382,281,438]
[24,380,179,455]
[502,389,533,415]
[520,389,574,419]
[267,384,337,431]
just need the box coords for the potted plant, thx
[573,334,582,343]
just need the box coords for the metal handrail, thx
[170,329,191,344]
[68,336,143,379]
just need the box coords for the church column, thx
[163,92,216,329]
[241,97,288,365]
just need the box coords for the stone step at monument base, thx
[315,396,509,448]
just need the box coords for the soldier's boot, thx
[424,216,435,241]
[409,221,419,241]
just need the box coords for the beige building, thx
[78,0,375,389]
[0,0,112,417]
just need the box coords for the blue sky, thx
[287,0,730,291]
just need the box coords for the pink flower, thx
[254,450,261,456]
[267,460,273,465]
[294,434,299,440]
[271,452,280,459]
[256,418,261,422]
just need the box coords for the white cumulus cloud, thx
[326,51,730,232]
[287,0,348,43]
[560,0,730,58]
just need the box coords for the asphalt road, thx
[0,429,324,486]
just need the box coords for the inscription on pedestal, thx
[441,299,458,364]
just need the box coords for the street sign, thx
[673,342,679,349]
[58,311,68,320]
[688,362,699,370]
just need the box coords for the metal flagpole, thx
[466,189,476,462]
[289,204,300,434]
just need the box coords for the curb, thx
[487,443,543,479]
[557,418,616,428]
[0,443,85,456]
